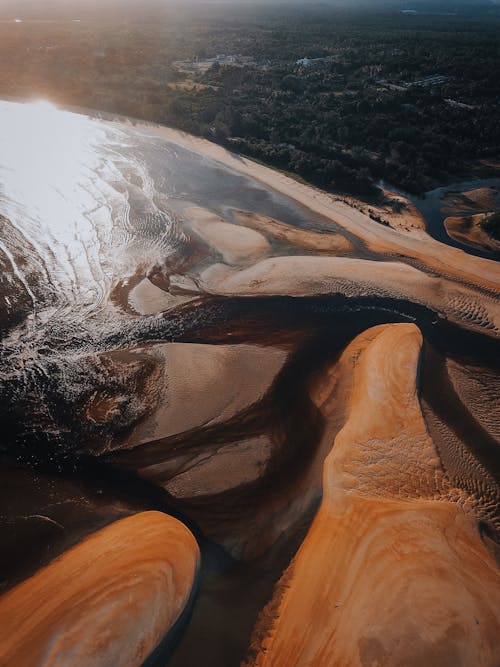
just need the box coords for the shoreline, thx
[445,214,500,257]
[0,99,498,667]
[132,119,500,296]
[1,98,498,294]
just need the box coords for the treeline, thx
[482,213,500,241]
[163,13,500,194]
[0,6,499,196]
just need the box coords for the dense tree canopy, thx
[1,5,499,195]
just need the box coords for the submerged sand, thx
[123,342,288,449]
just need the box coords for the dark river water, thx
[380,177,500,260]
[0,101,498,667]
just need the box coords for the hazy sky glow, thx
[2,0,498,9]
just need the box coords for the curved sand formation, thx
[248,324,500,667]
[446,358,500,443]
[143,123,500,297]
[0,511,200,667]
[0,104,498,667]
[229,209,355,255]
[183,206,273,265]
[445,214,500,255]
[129,277,197,315]
[108,339,320,561]
[199,254,500,336]
[121,342,288,450]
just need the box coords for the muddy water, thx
[0,100,363,387]
[2,291,497,667]
[0,101,499,667]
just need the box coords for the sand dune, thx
[183,206,272,265]
[249,325,500,667]
[129,277,196,315]
[0,511,200,667]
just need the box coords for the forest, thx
[1,3,499,196]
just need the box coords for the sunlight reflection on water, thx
[0,100,131,309]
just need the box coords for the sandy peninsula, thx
[246,324,500,667]
[0,511,200,667]
[445,213,500,255]
[198,254,500,336]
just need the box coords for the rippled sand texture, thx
[0,101,499,666]
[248,325,500,667]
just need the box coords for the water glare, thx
[0,100,131,314]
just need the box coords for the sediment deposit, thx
[0,101,498,666]
[445,214,500,255]
[248,325,500,667]
[0,512,200,667]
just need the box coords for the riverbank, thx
[445,213,500,256]
[136,121,500,300]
